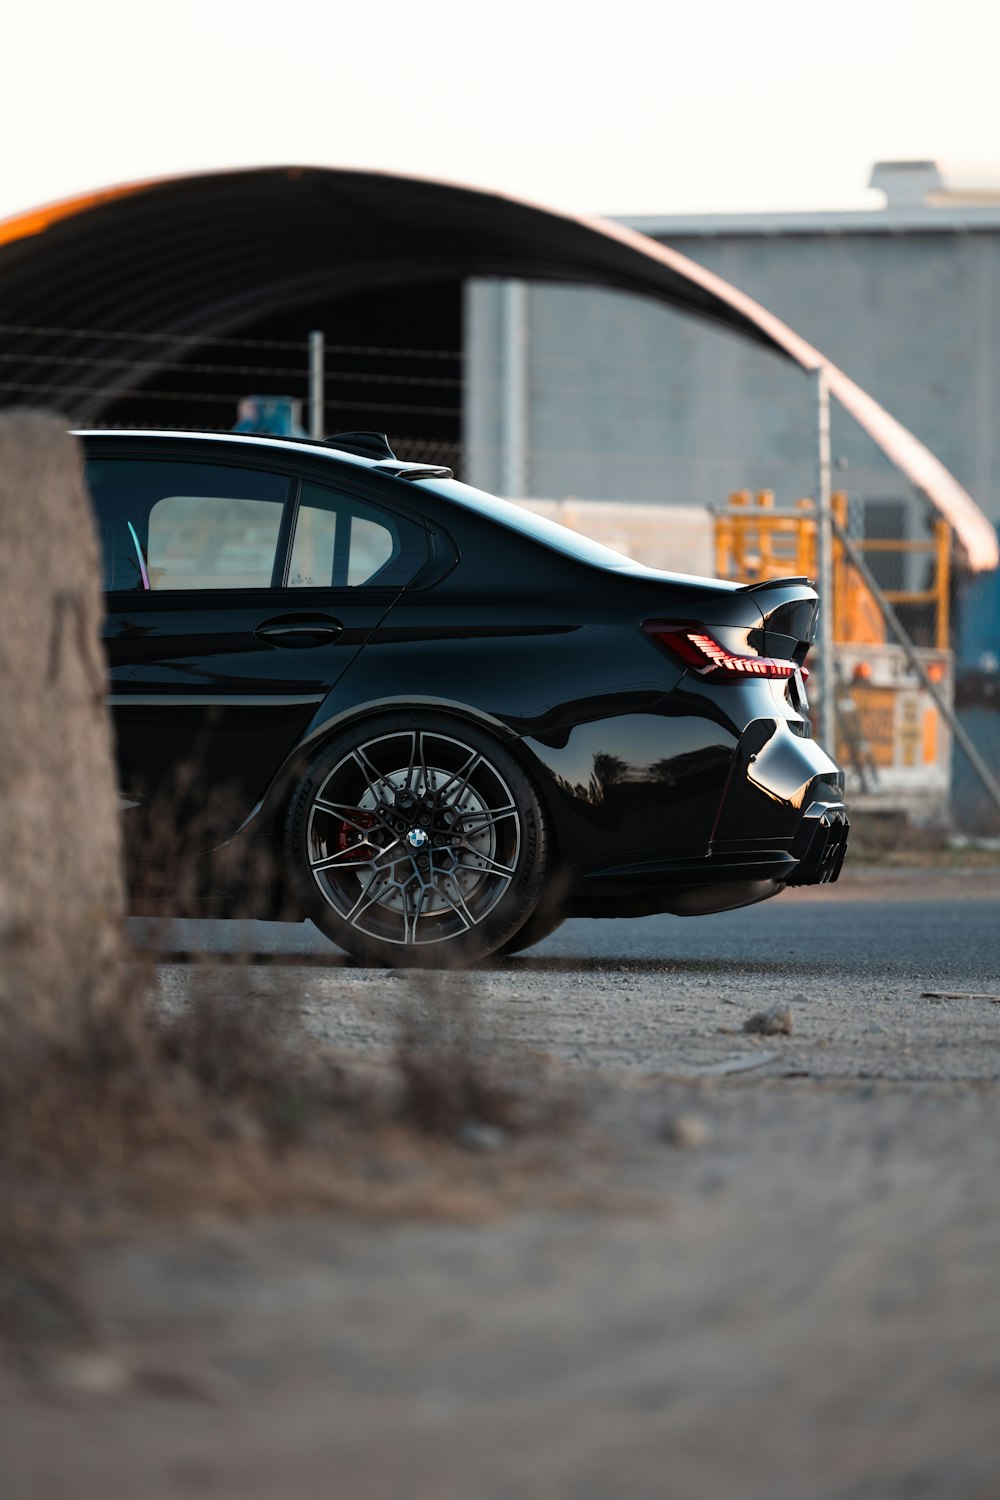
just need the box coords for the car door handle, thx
[254,614,343,648]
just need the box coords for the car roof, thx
[76,427,373,463]
[75,427,744,590]
[73,428,450,480]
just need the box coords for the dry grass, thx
[395,981,575,1138]
[847,810,1000,867]
[0,956,577,1355]
[0,760,579,1356]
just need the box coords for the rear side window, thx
[287,481,424,588]
[86,457,291,591]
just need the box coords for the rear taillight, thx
[643,623,807,682]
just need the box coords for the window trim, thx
[85,442,450,596]
[272,478,300,589]
[89,451,295,597]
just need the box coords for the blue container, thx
[232,395,306,438]
[956,526,1000,670]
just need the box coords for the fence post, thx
[500,281,528,498]
[308,330,325,440]
[814,366,836,752]
[935,520,951,651]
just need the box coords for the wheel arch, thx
[274,700,558,963]
[247,695,565,876]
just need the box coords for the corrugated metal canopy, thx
[0,165,996,570]
[0,166,785,353]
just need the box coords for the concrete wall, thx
[463,228,1000,526]
[518,500,714,578]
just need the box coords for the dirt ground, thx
[2,868,999,1500]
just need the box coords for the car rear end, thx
[372,469,847,919]
[639,572,848,900]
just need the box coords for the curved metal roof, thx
[1,165,996,570]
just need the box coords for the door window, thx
[147,493,283,590]
[86,457,292,592]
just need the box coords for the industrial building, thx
[465,160,1000,666]
[1,162,997,823]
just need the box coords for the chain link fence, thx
[2,320,998,837]
[0,321,465,470]
[713,486,1000,838]
[840,489,1000,837]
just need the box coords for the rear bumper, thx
[712,718,847,878]
[575,717,849,915]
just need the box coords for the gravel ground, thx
[3,869,1000,1500]
[149,871,1000,1084]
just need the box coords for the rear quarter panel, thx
[265,518,761,872]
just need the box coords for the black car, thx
[83,427,848,966]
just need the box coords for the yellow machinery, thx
[714,490,954,813]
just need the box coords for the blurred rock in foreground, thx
[0,412,125,1040]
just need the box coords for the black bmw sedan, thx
[82,427,847,966]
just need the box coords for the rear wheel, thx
[283,715,550,967]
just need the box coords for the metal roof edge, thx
[617,205,1000,239]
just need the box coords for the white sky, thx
[3,0,1000,224]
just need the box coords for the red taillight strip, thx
[643,624,807,682]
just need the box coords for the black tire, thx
[282,714,550,967]
[494,893,567,956]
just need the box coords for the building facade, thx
[465,161,1000,539]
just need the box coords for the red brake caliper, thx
[336,810,377,863]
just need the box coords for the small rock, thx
[455,1121,509,1152]
[47,1349,129,1396]
[744,1005,793,1037]
[133,1367,213,1402]
[661,1114,710,1148]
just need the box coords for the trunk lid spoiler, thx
[740,576,820,662]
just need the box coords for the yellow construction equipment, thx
[713,490,954,816]
[714,490,951,649]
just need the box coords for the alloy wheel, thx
[304,729,522,948]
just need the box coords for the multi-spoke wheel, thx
[283,715,550,966]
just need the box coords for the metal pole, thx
[308,329,325,440]
[500,281,528,498]
[832,516,1000,817]
[814,365,836,750]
